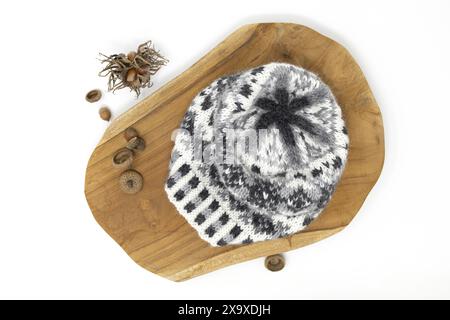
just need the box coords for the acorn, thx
[99,106,111,121]
[126,136,145,151]
[124,127,139,141]
[85,89,102,103]
[119,169,143,194]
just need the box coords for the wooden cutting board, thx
[84,23,384,281]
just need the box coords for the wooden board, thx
[85,23,384,281]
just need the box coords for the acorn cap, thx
[85,89,102,103]
[119,169,144,194]
[126,136,145,151]
[112,148,134,168]
[119,170,143,194]
[264,254,285,272]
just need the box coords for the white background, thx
[0,0,449,299]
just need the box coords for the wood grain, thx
[85,23,384,281]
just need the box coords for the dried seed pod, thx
[85,89,102,103]
[119,169,143,194]
[124,127,139,141]
[264,254,285,272]
[126,136,146,151]
[99,106,111,121]
[112,148,134,168]
[99,41,168,97]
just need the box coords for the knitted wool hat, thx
[165,62,349,246]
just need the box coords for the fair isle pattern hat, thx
[165,62,349,246]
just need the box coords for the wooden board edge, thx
[167,226,346,281]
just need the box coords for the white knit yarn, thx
[165,62,349,246]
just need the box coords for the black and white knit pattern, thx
[165,62,349,246]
